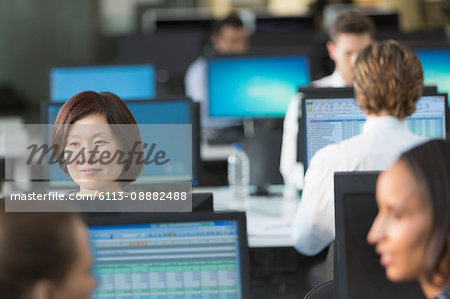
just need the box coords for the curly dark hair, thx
[354,40,424,119]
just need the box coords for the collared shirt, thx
[280,71,347,191]
[291,116,427,256]
[310,71,348,88]
[185,56,242,129]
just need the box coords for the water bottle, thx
[228,143,250,201]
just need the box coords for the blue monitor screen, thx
[415,49,450,107]
[45,100,191,185]
[304,95,447,167]
[208,56,310,118]
[88,220,243,298]
[50,65,156,101]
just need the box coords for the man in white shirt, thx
[185,13,249,129]
[280,10,375,191]
[291,40,428,255]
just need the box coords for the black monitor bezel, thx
[84,211,250,299]
[333,171,380,299]
[333,171,424,299]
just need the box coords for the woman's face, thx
[51,219,97,299]
[367,161,432,282]
[65,113,124,193]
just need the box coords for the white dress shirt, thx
[310,71,347,88]
[291,116,427,256]
[185,56,241,129]
[280,71,347,192]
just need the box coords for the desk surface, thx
[193,186,299,248]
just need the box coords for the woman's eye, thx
[69,142,80,147]
[94,140,108,145]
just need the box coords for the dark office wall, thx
[0,0,98,116]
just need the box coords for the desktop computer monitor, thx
[208,55,310,118]
[334,171,424,299]
[415,48,450,107]
[41,98,197,187]
[85,211,250,299]
[50,64,156,101]
[301,89,448,167]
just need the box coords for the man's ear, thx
[326,41,336,62]
[31,280,54,299]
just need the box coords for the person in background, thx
[280,9,375,191]
[184,12,250,130]
[368,139,450,299]
[0,201,97,299]
[314,9,375,87]
[291,40,427,256]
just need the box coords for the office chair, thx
[304,280,335,299]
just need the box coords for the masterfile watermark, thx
[3,124,193,212]
[27,141,170,171]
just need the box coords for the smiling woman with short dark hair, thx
[51,91,144,194]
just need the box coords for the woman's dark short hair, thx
[51,91,144,185]
[0,201,80,298]
[399,139,450,286]
[354,40,424,119]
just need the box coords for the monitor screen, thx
[304,95,447,166]
[88,217,246,298]
[415,48,450,107]
[208,55,310,118]
[44,100,192,186]
[50,65,156,101]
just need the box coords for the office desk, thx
[193,186,299,248]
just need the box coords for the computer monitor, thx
[116,32,207,81]
[41,98,197,187]
[50,64,156,101]
[415,48,450,107]
[208,55,310,118]
[86,211,250,299]
[334,171,424,299]
[301,89,448,167]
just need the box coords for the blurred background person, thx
[280,9,375,193]
[185,12,250,131]
[0,201,97,299]
[314,9,375,87]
